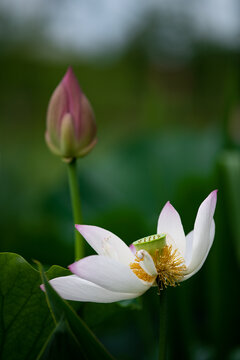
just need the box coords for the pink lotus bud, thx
[45,67,97,160]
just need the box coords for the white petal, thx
[69,255,151,294]
[186,190,217,274]
[76,225,134,265]
[183,220,215,280]
[157,201,186,256]
[184,230,194,267]
[48,275,138,303]
[136,250,158,276]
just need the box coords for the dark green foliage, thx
[0,253,115,360]
[0,253,69,360]
[37,319,86,360]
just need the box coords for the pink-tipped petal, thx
[186,190,217,274]
[157,201,186,256]
[48,275,139,303]
[69,255,151,294]
[183,220,215,280]
[75,225,134,265]
[129,244,136,255]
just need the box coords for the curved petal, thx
[136,250,158,276]
[76,225,134,265]
[47,275,139,303]
[184,230,194,267]
[186,190,217,274]
[69,255,151,294]
[157,202,186,256]
[182,220,215,280]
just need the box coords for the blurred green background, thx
[1,1,240,359]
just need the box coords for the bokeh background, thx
[1,1,240,359]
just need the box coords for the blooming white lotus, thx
[48,190,217,303]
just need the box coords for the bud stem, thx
[67,158,84,260]
[158,290,167,360]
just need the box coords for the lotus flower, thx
[47,191,217,303]
[45,67,97,160]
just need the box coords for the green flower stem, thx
[158,290,167,360]
[67,158,84,260]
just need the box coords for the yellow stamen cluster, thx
[152,245,186,290]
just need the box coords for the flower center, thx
[153,245,186,290]
[130,234,186,290]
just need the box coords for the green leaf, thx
[0,252,69,360]
[36,318,86,360]
[38,262,115,360]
